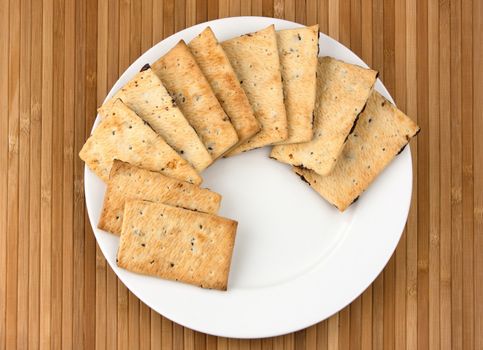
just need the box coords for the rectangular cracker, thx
[100,67,212,172]
[275,25,319,144]
[222,25,288,155]
[79,99,202,185]
[117,200,238,290]
[151,40,239,159]
[271,57,378,175]
[188,27,261,148]
[294,91,420,211]
[98,160,221,235]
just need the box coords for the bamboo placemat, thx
[1,0,482,348]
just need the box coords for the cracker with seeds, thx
[294,91,420,211]
[98,160,221,235]
[275,25,319,144]
[117,200,237,290]
[271,57,377,175]
[100,67,212,172]
[152,41,239,159]
[222,25,288,155]
[79,99,201,184]
[189,27,260,149]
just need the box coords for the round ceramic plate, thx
[85,16,413,338]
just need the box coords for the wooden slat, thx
[372,275,384,350]
[349,297,361,350]
[450,0,463,349]
[40,0,53,348]
[207,0,218,20]
[6,0,20,348]
[428,1,440,350]
[28,0,43,347]
[17,0,31,348]
[294,330,305,350]
[72,0,86,347]
[1,1,482,348]
[0,1,9,348]
[51,1,65,349]
[473,2,483,350]
[349,0,361,56]
[416,2,430,350]
[338,0,349,46]
[327,314,338,350]
[439,0,452,349]
[317,0,328,34]
[316,320,327,350]
[219,0,229,17]
[361,0,372,64]
[284,0,295,21]
[461,2,474,350]
[62,0,75,348]
[360,288,373,350]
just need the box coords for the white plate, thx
[85,16,413,338]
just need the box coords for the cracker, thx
[294,91,420,211]
[275,25,319,144]
[152,40,239,159]
[100,67,212,172]
[79,99,201,184]
[271,57,377,175]
[117,200,237,290]
[188,27,260,148]
[98,160,221,235]
[222,25,288,155]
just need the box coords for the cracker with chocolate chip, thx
[188,27,261,148]
[293,91,420,211]
[152,40,239,159]
[117,200,237,290]
[271,57,377,175]
[100,67,212,172]
[98,160,221,235]
[79,99,201,184]
[275,25,319,144]
[222,25,288,155]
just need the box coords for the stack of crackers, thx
[79,24,419,291]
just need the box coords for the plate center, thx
[202,148,355,289]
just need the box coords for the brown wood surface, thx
[0,0,482,348]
